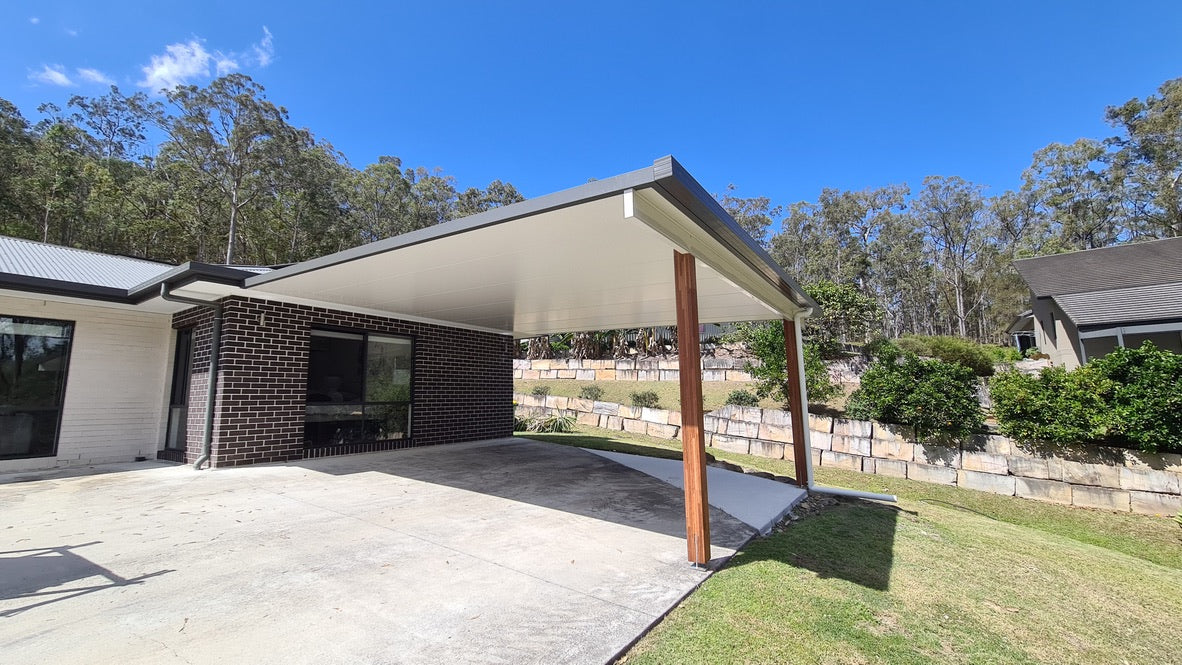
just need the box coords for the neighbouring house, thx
[1013,236,1182,369]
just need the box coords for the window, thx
[0,316,74,459]
[164,329,194,451]
[305,330,412,447]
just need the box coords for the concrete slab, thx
[583,448,807,534]
[0,438,754,665]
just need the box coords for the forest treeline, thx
[1,74,1179,342]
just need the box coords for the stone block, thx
[658,359,679,370]
[521,370,540,380]
[602,416,623,431]
[1129,491,1182,516]
[1060,460,1121,489]
[833,418,873,438]
[983,435,1014,456]
[1010,456,1050,479]
[761,408,792,427]
[615,359,635,370]
[575,369,596,380]
[712,435,750,454]
[641,407,668,424]
[635,370,659,381]
[646,422,680,439]
[703,416,721,433]
[1015,477,1072,505]
[1123,450,1182,474]
[832,436,871,457]
[1119,467,1182,494]
[659,370,680,381]
[576,412,600,427]
[957,469,1016,496]
[702,357,733,369]
[594,369,616,381]
[809,414,834,433]
[962,451,1009,475]
[617,405,641,419]
[737,407,764,424]
[871,438,914,462]
[544,395,569,410]
[758,423,793,444]
[556,369,576,379]
[513,369,522,379]
[532,360,552,370]
[702,369,727,382]
[821,450,864,471]
[811,448,823,467]
[568,398,593,413]
[637,360,657,371]
[622,418,647,434]
[592,401,619,416]
[513,359,530,370]
[1071,485,1130,512]
[809,432,833,451]
[616,370,637,381]
[914,444,960,468]
[725,419,760,438]
[668,410,681,426]
[908,462,958,485]
[520,394,544,408]
[539,370,558,380]
[725,370,752,382]
[873,458,908,478]
[750,440,785,459]
[874,423,915,444]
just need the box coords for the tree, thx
[913,176,992,338]
[1022,139,1123,250]
[1106,78,1182,238]
[802,280,881,357]
[455,179,524,218]
[718,184,781,246]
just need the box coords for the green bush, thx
[982,344,1023,364]
[725,389,760,407]
[847,345,984,441]
[514,413,577,433]
[578,385,604,401]
[990,342,1182,453]
[630,390,661,408]
[897,335,997,377]
[735,321,841,407]
[531,385,551,398]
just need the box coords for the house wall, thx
[0,294,173,472]
[1032,297,1083,369]
[175,297,514,467]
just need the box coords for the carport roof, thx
[1,157,817,335]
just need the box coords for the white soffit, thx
[242,191,795,337]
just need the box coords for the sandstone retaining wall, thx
[513,358,753,382]
[514,394,1182,516]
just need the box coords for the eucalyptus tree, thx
[1105,77,1182,238]
[1022,139,1123,250]
[718,185,781,246]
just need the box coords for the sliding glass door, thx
[0,316,74,459]
[305,330,412,448]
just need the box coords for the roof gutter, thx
[159,283,223,471]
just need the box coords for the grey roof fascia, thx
[0,272,131,303]
[126,262,258,302]
[245,164,658,288]
[649,156,820,313]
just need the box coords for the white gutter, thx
[792,309,897,504]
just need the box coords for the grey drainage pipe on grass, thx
[790,309,897,504]
[159,283,222,471]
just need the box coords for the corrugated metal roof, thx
[0,235,175,289]
[1014,237,1182,297]
[1054,282,1182,327]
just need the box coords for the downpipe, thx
[159,284,222,471]
[792,308,897,504]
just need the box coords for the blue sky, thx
[3,2,1182,209]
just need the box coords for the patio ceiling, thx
[227,157,815,337]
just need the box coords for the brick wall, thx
[174,297,513,467]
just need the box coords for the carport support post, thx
[783,319,810,488]
[674,250,711,566]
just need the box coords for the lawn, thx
[519,427,1182,665]
[513,379,856,413]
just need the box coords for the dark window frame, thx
[0,314,75,461]
[304,327,415,448]
[164,328,194,451]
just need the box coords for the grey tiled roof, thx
[1054,282,1182,328]
[0,235,175,289]
[1014,237,1182,297]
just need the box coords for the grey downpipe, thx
[159,284,222,470]
[791,308,897,504]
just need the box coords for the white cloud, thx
[29,17,40,25]
[251,26,274,67]
[30,64,74,87]
[138,39,213,90]
[77,68,115,85]
[215,56,239,75]
[66,28,79,37]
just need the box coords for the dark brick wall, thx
[172,297,514,467]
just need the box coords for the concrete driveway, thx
[0,438,754,664]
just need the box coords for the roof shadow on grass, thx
[287,437,756,550]
[738,500,901,591]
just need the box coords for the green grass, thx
[514,379,857,412]
[519,427,1182,665]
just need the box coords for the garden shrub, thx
[514,414,576,433]
[846,345,984,441]
[630,390,661,408]
[735,321,841,407]
[725,389,760,407]
[578,385,604,401]
[992,342,1182,453]
[531,385,551,397]
[896,335,997,377]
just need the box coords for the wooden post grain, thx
[783,318,810,487]
[674,250,710,565]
